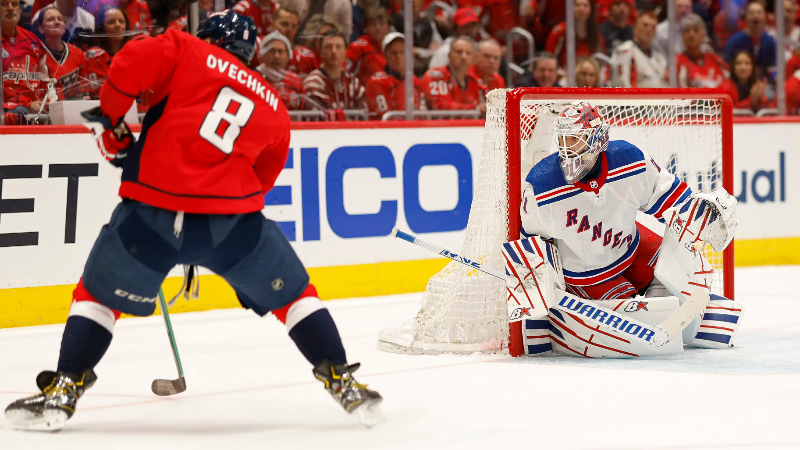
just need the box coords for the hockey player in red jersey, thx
[467,39,506,91]
[365,32,424,119]
[232,0,275,36]
[2,0,46,114]
[422,36,487,111]
[346,7,390,86]
[257,30,305,110]
[4,10,383,431]
[304,29,367,114]
[36,7,88,99]
[271,6,317,78]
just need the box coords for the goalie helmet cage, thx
[378,87,735,357]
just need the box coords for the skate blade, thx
[4,409,68,432]
[354,401,385,428]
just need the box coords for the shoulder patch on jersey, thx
[371,72,388,80]
[426,69,442,78]
[86,47,106,58]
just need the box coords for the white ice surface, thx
[1,266,799,450]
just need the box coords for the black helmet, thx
[196,10,257,65]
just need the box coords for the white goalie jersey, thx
[520,140,692,288]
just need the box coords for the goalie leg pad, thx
[688,294,744,349]
[547,290,684,358]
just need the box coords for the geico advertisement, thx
[0,128,482,289]
[0,122,795,289]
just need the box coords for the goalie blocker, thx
[502,234,744,358]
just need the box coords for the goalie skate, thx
[4,369,96,432]
[313,360,385,427]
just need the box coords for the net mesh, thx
[378,89,728,354]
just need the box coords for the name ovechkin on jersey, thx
[205,54,279,111]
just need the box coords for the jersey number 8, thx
[199,87,256,154]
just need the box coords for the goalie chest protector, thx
[520,140,691,287]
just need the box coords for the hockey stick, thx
[390,228,507,279]
[151,287,187,396]
[391,227,709,347]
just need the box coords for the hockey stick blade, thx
[152,376,186,397]
[651,288,711,347]
[391,228,507,279]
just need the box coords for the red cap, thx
[452,7,479,27]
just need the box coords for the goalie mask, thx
[554,101,610,184]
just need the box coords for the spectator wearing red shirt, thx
[677,14,729,88]
[233,0,276,37]
[720,50,770,111]
[271,6,317,78]
[2,0,46,114]
[595,0,635,25]
[468,39,505,91]
[422,36,487,112]
[788,45,800,78]
[346,8,389,87]
[545,0,606,69]
[365,32,424,120]
[787,69,800,114]
[36,7,87,100]
[257,31,304,110]
[85,7,133,98]
[304,30,367,115]
[483,0,517,44]
[428,7,480,69]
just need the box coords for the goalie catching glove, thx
[662,188,737,252]
[81,106,135,167]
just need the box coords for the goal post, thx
[378,87,735,356]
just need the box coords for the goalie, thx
[507,101,743,358]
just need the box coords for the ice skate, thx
[313,360,385,427]
[4,369,96,432]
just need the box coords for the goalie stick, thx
[151,288,187,396]
[391,227,709,347]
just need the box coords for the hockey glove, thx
[662,188,737,252]
[81,106,134,168]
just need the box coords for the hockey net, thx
[378,88,734,355]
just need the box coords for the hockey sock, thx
[57,281,120,375]
[273,285,347,366]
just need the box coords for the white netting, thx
[378,89,729,355]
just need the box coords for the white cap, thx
[381,32,405,53]
[259,30,293,61]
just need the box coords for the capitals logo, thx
[623,301,649,312]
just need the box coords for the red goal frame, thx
[504,88,735,300]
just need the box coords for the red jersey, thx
[287,45,318,79]
[260,67,305,110]
[595,0,637,25]
[787,72,800,114]
[719,78,771,110]
[84,47,111,98]
[168,15,187,31]
[126,0,152,35]
[787,53,800,79]
[484,0,518,42]
[676,52,729,88]
[421,65,487,110]
[100,30,290,214]
[346,35,386,87]
[41,42,88,100]
[2,27,45,110]
[303,68,367,110]
[545,22,607,68]
[467,65,506,91]
[365,69,423,120]
[232,0,275,37]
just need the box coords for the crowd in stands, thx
[3,0,800,124]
